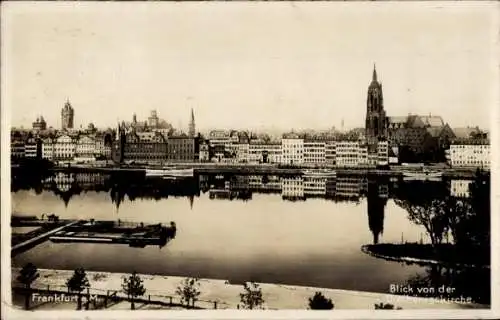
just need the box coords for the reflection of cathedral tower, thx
[188,108,196,137]
[61,99,75,130]
[189,195,194,209]
[367,180,388,244]
[365,65,387,152]
[110,185,126,211]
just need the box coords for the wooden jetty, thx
[50,221,177,248]
[11,216,177,254]
[11,220,81,257]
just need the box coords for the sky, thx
[2,2,498,132]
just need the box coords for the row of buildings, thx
[202,131,393,167]
[11,67,490,168]
[11,131,114,162]
[10,125,490,169]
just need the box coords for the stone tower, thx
[61,99,74,130]
[365,65,387,151]
[188,108,196,137]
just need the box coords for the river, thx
[10,171,489,304]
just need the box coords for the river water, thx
[10,171,489,304]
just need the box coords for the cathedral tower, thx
[365,65,387,150]
[61,99,74,130]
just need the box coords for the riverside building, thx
[304,140,326,165]
[449,138,490,169]
[281,134,304,165]
[248,141,282,164]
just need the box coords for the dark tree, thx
[394,199,448,247]
[239,282,264,310]
[468,169,490,250]
[17,263,40,310]
[121,271,146,310]
[66,268,90,310]
[175,277,201,308]
[308,292,334,310]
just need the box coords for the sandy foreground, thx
[10,268,486,310]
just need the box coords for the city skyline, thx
[3,2,497,132]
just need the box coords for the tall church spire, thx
[365,65,386,151]
[188,108,196,137]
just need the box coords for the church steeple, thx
[188,108,196,137]
[365,65,387,151]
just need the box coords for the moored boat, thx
[145,168,194,178]
[302,169,337,177]
[402,169,443,180]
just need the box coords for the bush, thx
[374,302,402,309]
[308,292,334,310]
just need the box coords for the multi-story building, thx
[304,140,326,165]
[207,130,239,160]
[449,138,490,169]
[237,143,250,163]
[75,135,97,162]
[325,141,336,165]
[248,141,281,164]
[11,133,26,160]
[24,137,41,158]
[281,134,304,165]
[358,143,369,166]
[335,140,361,167]
[41,137,55,160]
[61,100,74,130]
[94,132,113,159]
[199,141,210,162]
[122,131,168,163]
[387,115,455,159]
[54,134,76,160]
[208,130,231,148]
[377,140,389,166]
[167,136,196,162]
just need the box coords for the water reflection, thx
[10,170,489,304]
[12,171,416,206]
[11,171,474,243]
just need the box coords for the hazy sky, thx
[2,2,498,131]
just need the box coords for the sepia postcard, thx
[1,1,499,319]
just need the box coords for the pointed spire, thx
[372,63,377,82]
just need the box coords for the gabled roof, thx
[426,126,443,138]
[388,116,408,124]
[419,116,444,127]
[453,127,481,139]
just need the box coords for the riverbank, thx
[361,243,490,269]
[10,268,487,310]
[26,163,487,179]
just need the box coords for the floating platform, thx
[49,221,177,248]
[11,215,177,253]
